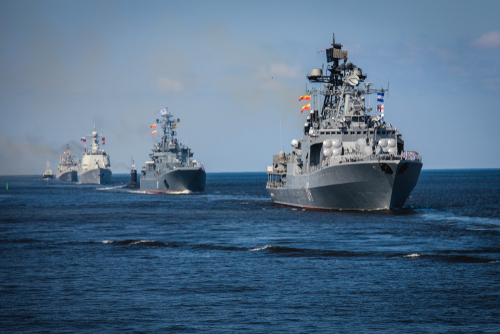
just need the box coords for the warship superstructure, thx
[77,125,112,184]
[42,161,53,179]
[267,33,422,210]
[140,108,206,193]
[55,144,79,181]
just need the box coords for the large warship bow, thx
[56,144,79,181]
[267,33,422,210]
[140,108,206,193]
[77,125,112,184]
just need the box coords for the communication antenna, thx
[279,110,283,152]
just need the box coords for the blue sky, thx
[1,0,499,174]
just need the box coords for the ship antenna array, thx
[280,110,283,152]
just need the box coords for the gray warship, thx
[77,125,112,184]
[55,144,79,181]
[267,33,422,210]
[140,108,206,193]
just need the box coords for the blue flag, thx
[377,92,384,102]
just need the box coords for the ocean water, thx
[0,170,499,333]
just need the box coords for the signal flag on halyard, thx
[300,103,311,114]
[299,94,311,101]
[80,137,86,142]
[150,130,157,135]
[173,124,177,129]
[102,137,105,145]
[377,92,384,103]
[377,104,384,113]
[148,124,156,129]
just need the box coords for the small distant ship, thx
[56,144,79,181]
[77,125,112,184]
[140,108,206,193]
[42,161,53,179]
[266,33,422,210]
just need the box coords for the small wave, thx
[443,255,494,263]
[404,253,425,258]
[249,245,272,251]
[97,185,124,191]
[248,245,363,257]
[421,212,500,227]
[193,244,246,252]
[489,260,499,264]
[130,240,167,247]
[101,239,172,247]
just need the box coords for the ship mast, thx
[305,33,388,127]
[156,108,179,149]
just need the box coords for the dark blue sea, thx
[1,170,499,333]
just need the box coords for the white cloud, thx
[256,63,301,79]
[471,31,500,49]
[157,77,183,92]
[482,77,500,91]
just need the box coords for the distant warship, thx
[140,108,206,193]
[56,144,79,181]
[77,125,112,184]
[267,33,422,210]
[42,161,53,180]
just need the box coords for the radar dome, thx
[323,149,333,157]
[378,139,388,148]
[323,139,332,149]
[387,139,396,147]
[332,139,342,148]
[356,138,366,148]
[310,69,323,77]
[332,148,342,156]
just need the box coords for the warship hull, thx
[140,167,206,193]
[267,160,422,210]
[78,168,112,184]
[56,170,78,182]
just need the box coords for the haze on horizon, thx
[1,0,499,175]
